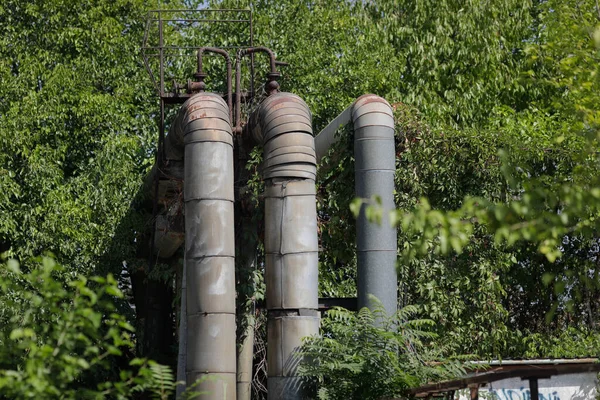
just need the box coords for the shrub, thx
[299,303,467,400]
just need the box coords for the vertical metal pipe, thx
[236,324,254,400]
[235,46,281,133]
[235,161,258,400]
[158,13,164,96]
[248,92,320,399]
[235,52,242,133]
[176,255,187,399]
[170,92,236,400]
[352,95,397,317]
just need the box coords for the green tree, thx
[0,0,157,274]
[0,256,178,399]
[0,0,187,365]
[391,0,600,356]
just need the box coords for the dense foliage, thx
[389,0,600,356]
[0,257,178,399]
[0,0,157,274]
[2,0,600,397]
[299,304,466,400]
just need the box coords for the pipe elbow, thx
[249,92,316,180]
[351,94,395,139]
[168,93,233,155]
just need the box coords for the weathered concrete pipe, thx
[315,94,397,316]
[168,92,236,399]
[248,92,320,399]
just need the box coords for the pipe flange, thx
[266,72,281,95]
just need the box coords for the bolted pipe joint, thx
[248,92,319,400]
[351,94,397,317]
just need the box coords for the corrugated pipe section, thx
[168,92,236,400]
[249,92,320,399]
[352,95,397,316]
[314,94,397,317]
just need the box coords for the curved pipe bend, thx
[235,47,282,132]
[196,48,233,124]
[314,94,398,317]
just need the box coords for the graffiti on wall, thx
[457,373,597,400]
[488,387,560,400]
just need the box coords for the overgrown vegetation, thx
[1,0,600,397]
[298,304,467,400]
[0,256,179,399]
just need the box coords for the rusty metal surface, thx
[170,93,236,396]
[196,47,233,123]
[263,153,316,169]
[247,92,319,399]
[265,145,316,160]
[184,118,233,133]
[263,132,315,155]
[184,130,234,147]
[184,105,230,123]
[141,9,252,100]
[251,92,316,180]
[142,13,247,397]
[261,104,312,124]
[352,112,395,130]
[263,108,311,129]
[234,46,283,133]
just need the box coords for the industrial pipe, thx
[248,92,319,399]
[235,211,258,400]
[176,255,187,399]
[235,47,281,133]
[314,94,397,317]
[236,324,254,400]
[196,47,233,123]
[169,92,236,399]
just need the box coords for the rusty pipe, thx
[235,47,282,133]
[170,92,236,400]
[235,50,243,133]
[197,47,233,124]
[242,46,278,75]
[247,92,319,399]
